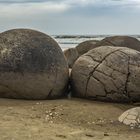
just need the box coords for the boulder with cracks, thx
[71,46,140,102]
[0,29,69,99]
[119,107,140,129]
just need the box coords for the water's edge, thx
[52,35,140,50]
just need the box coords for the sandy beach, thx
[0,98,139,140]
[1,0,140,139]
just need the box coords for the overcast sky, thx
[0,0,140,35]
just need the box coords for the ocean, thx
[52,35,140,50]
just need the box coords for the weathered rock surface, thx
[76,40,99,56]
[71,46,140,102]
[0,29,69,99]
[63,48,79,68]
[96,36,140,51]
[119,107,140,128]
[64,40,99,68]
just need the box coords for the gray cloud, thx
[0,0,140,34]
[0,0,47,3]
[0,0,139,5]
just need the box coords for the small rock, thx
[104,133,109,136]
[56,134,66,138]
[8,107,13,110]
[50,121,53,123]
[49,113,53,116]
[85,134,94,137]
[118,107,140,128]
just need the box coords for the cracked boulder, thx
[119,107,140,129]
[64,40,99,68]
[71,46,140,102]
[0,29,69,99]
[96,36,140,51]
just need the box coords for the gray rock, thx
[0,29,69,99]
[71,46,140,102]
[63,48,79,68]
[96,36,140,51]
[64,40,99,68]
[119,107,140,128]
[76,40,99,56]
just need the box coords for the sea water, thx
[52,35,140,50]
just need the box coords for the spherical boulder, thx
[71,46,140,102]
[96,36,140,51]
[76,40,99,56]
[64,40,99,68]
[63,48,79,68]
[0,29,69,99]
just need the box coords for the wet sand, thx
[0,98,139,140]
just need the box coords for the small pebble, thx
[104,133,109,136]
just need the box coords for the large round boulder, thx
[64,40,99,68]
[96,36,140,51]
[0,29,69,99]
[71,46,140,102]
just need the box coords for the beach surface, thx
[0,98,139,140]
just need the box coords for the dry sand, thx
[0,98,139,140]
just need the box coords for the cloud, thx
[0,0,140,34]
[72,0,140,10]
[1,0,140,11]
[0,0,138,5]
[0,1,69,18]
[0,0,47,3]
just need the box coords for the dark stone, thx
[96,36,140,51]
[63,48,78,68]
[76,40,99,56]
[0,29,69,99]
[64,40,99,68]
